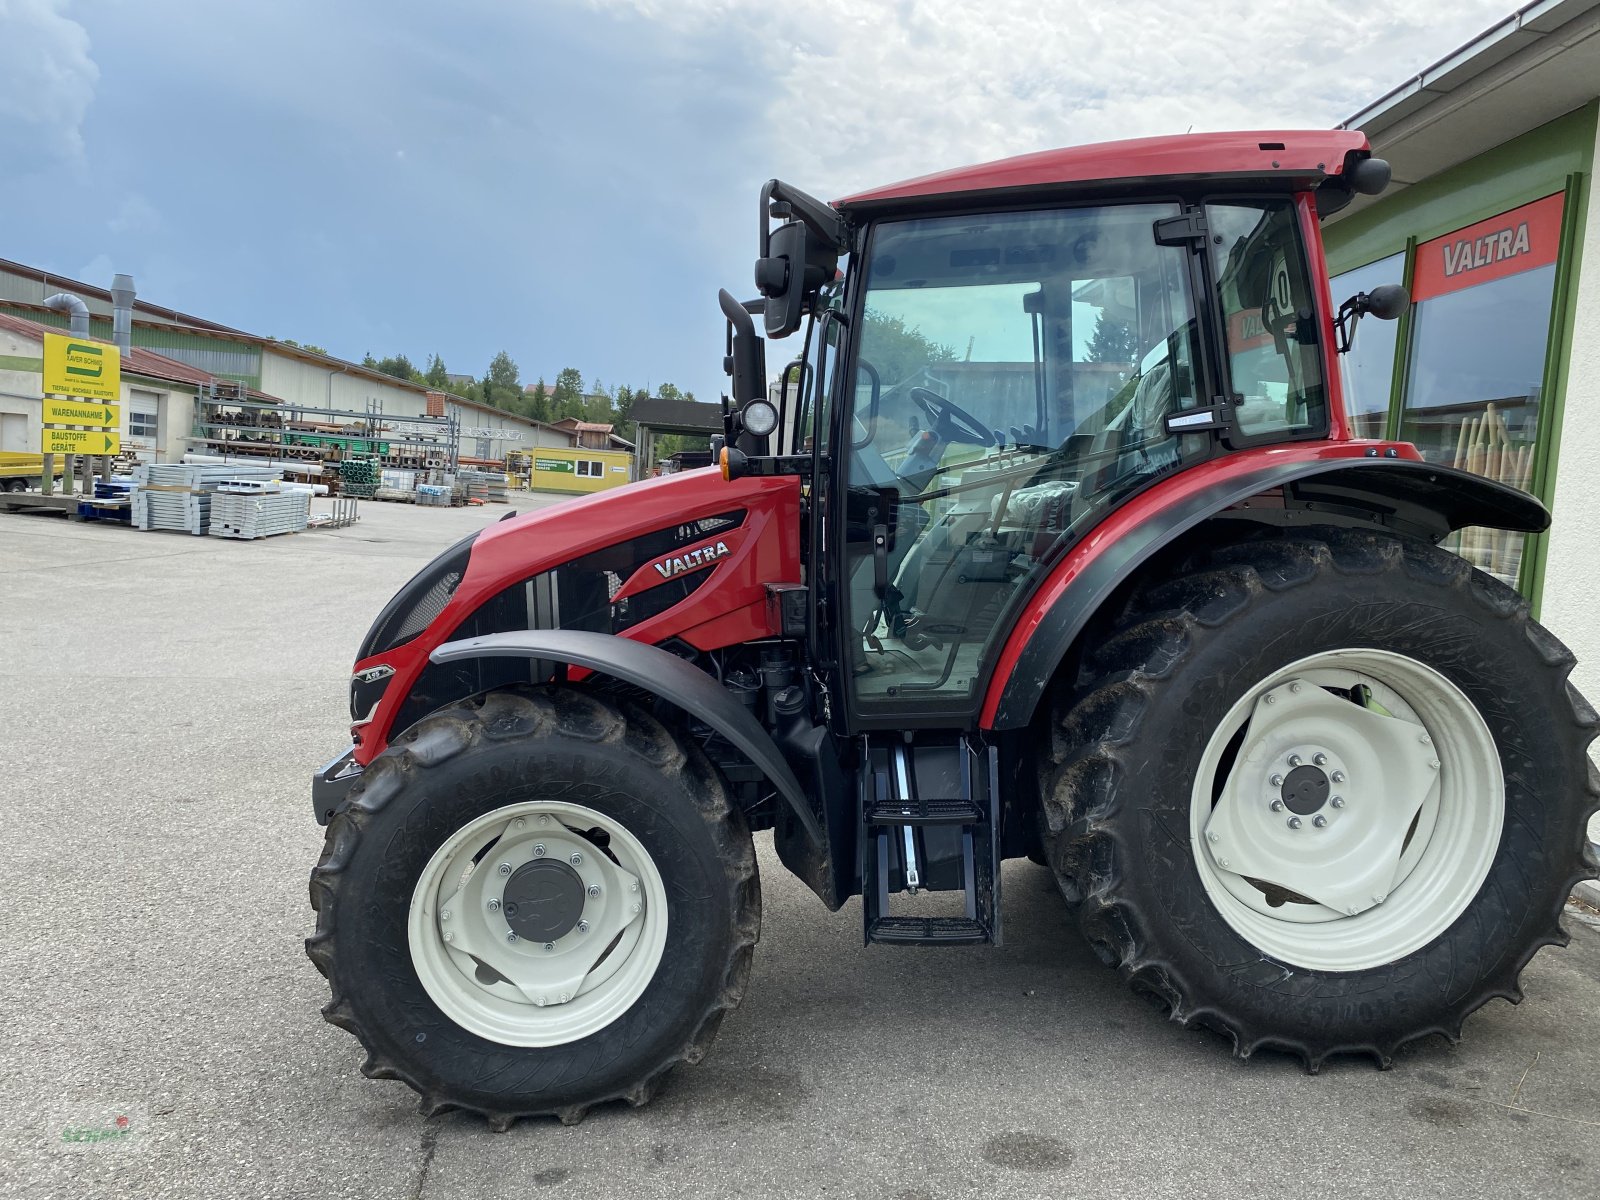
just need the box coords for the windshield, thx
[841,203,1205,714]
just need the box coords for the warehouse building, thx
[0,259,613,483]
[1324,0,1600,701]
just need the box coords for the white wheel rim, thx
[408,800,669,1047]
[1191,649,1504,972]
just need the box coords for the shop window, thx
[1329,252,1404,439]
[1400,193,1563,587]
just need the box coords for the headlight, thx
[741,398,779,438]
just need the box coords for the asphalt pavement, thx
[1,496,1598,1200]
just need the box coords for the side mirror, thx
[756,220,831,340]
[1363,283,1409,320]
[1335,283,1410,354]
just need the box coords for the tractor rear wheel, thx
[1040,527,1599,1069]
[306,686,759,1126]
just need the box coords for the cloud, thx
[581,0,1512,197]
[107,192,161,235]
[0,0,98,172]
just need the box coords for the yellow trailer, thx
[0,451,62,492]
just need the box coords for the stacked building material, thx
[417,484,452,507]
[341,458,378,498]
[457,468,508,503]
[132,461,277,535]
[211,490,312,539]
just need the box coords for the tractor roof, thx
[835,129,1370,211]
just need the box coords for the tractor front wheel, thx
[306,687,760,1125]
[1040,527,1598,1069]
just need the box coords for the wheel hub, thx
[1280,764,1330,815]
[501,859,586,942]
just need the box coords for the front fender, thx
[431,629,824,845]
[980,452,1549,731]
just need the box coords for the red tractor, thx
[306,131,1597,1126]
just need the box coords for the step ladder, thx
[861,736,1001,946]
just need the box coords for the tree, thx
[424,354,449,388]
[361,352,379,370]
[551,367,585,421]
[375,353,418,381]
[487,351,520,392]
[861,309,957,388]
[1086,311,1139,367]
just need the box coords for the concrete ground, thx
[1,495,1598,1200]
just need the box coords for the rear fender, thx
[430,629,825,845]
[980,451,1548,731]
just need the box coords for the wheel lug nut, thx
[577,920,589,934]
[498,863,513,876]
[531,844,546,858]
[1313,753,1328,766]
[1287,816,1302,830]
[1290,682,1302,694]
[543,942,554,952]
[1270,773,1283,787]
[587,884,601,898]
[512,817,525,829]
[487,898,501,911]
[539,814,551,825]
[1288,754,1302,767]
[631,903,641,915]
[1270,799,1285,812]
[1265,694,1277,705]
[1206,831,1219,844]
[559,992,571,1003]
[505,931,518,944]
[441,909,451,921]
[1331,771,1345,784]
[630,882,639,893]
[570,852,583,866]
[1312,815,1327,828]
[444,931,455,943]
[1331,796,1345,808]
[1430,759,1440,770]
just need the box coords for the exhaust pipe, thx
[44,291,90,336]
[112,274,135,353]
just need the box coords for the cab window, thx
[1207,200,1327,438]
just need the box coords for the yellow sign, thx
[41,427,120,455]
[43,332,121,401]
[43,398,121,427]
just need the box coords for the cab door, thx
[834,201,1209,729]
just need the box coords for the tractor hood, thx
[347,468,802,762]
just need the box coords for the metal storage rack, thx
[185,383,460,487]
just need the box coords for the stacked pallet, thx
[457,468,508,503]
[212,490,311,539]
[132,462,277,535]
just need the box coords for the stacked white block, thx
[211,490,311,539]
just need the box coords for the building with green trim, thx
[1324,0,1600,706]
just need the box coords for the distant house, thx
[550,417,616,450]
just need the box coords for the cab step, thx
[860,736,1001,947]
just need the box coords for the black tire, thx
[1039,527,1599,1070]
[4,479,26,493]
[306,686,760,1126]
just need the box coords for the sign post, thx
[40,333,123,499]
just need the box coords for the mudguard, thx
[431,629,825,844]
[981,453,1549,731]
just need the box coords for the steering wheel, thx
[909,387,995,447]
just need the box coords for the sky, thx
[1,0,1516,400]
